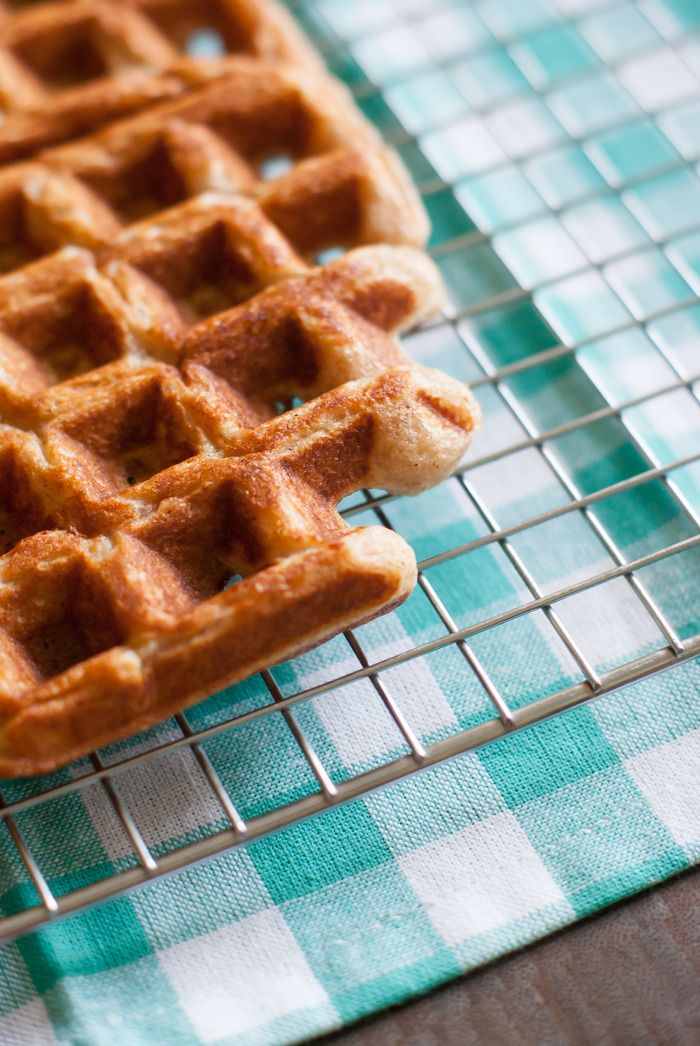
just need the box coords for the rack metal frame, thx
[1,0,699,943]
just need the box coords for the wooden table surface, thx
[322,867,700,1045]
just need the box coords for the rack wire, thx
[1,0,699,943]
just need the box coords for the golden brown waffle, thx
[0,59,427,257]
[0,0,323,159]
[0,231,480,777]
[0,0,481,777]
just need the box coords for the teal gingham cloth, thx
[4,0,700,1041]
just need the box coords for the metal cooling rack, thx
[1,0,700,942]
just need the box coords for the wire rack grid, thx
[1,0,700,943]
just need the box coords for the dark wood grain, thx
[321,868,700,1045]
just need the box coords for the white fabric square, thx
[680,39,700,78]
[487,98,563,158]
[158,909,330,1043]
[619,48,698,111]
[108,748,223,852]
[561,198,646,265]
[494,217,586,289]
[314,678,405,767]
[2,1000,57,1046]
[625,729,700,856]
[378,655,459,738]
[421,117,505,181]
[399,810,568,945]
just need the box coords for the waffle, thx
[0,236,480,777]
[0,0,323,160]
[0,0,481,776]
[0,60,427,257]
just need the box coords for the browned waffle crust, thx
[0,0,481,777]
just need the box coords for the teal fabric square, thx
[424,188,475,246]
[476,0,557,39]
[386,71,467,136]
[555,416,647,494]
[356,94,403,136]
[509,353,604,430]
[624,168,700,238]
[249,801,393,904]
[468,614,581,712]
[587,120,679,187]
[450,50,528,109]
[201,712,322,821]
[592,660,700,758]
[367,755,506,855]
[424,543,531,631]
[185,672,271,732]
[461,298,560,365]
[510,24,598,89]
[525,145,606,208]
[515,767,688,915]
[478,708,621,805]
[17,898,153,991]
[456,166,545,232]
[550,73,638,136]
[592,478,694,562]
[324,50,370,91]
[438,242,518,309]
[132,851,273,950]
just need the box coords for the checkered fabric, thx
[2,0,700,1042]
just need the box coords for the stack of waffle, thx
[0,0,480,776]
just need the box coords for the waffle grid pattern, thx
[0,0,322,158]
[0,0,699,942]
